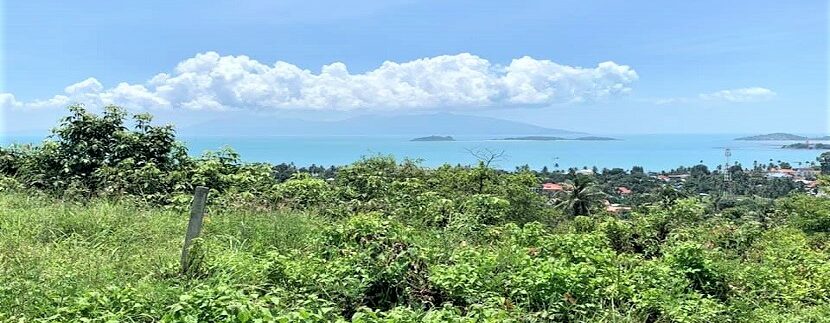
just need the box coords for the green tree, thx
[818,152,830,175]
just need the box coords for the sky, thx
[1,0,828,135]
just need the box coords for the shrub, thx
[278,173,331,208]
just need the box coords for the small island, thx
[410,135,455,142]
[736,133,807,141]
[500,136,565,141]
[782,143,830,150]
[497,136,618,141]
[573,136,619,141]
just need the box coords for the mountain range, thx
[181,113,585,137]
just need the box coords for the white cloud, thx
[651,87,777,105]
[0,93,22,109]
[64,77,103,95]
[699,87,776,102]
[1,52,638,111]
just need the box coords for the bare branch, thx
[465,147,507,168]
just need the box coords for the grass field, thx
[0,191,328,321]
[3,190,830,322]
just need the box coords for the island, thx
[497,136,619,141]
[499,136,565,141]
[573,136,619,141]
[782,143,830,150]
[410,135,455,142]
[736,133,807,141]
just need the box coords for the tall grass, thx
[0,191,324,320]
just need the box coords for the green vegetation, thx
[574,136,619,141]
[499,136,565,141]
[736,133,808,141]
[736,133,830,141]
[497,136,618,141]
[782,143,830,150]
[2,105,830,322]
[410,136,455,142]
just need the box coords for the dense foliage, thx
[2,106,830,322]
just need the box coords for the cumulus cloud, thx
[699,87,776,102]
[1,52,638,111]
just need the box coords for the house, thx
[656,175,670,182]
[668,174,690,181]
[616,186,633,195]
[766,168,795,179]
[606,203,632,214]
[796,179,818,188]
[765,172,791,179]
[542,183,564,192]
[795,168,820,179]
[575,169,595,175]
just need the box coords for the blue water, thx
[2,134,827,172]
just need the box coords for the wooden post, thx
[181,186,209,274]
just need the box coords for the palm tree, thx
[555,174,606,217]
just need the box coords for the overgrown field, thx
[2,106,830,322]
[2,190,830,322]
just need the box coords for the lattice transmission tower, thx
[723,148,732,195]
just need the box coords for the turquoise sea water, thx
[2,134,827,172]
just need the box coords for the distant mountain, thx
[736,133,808,141]
[181,113,586,137]
[411,135,454,142]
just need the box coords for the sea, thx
[2,134,827,172]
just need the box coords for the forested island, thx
[498,136,618,141]
[2,105,830,322]
[499,136,564,140]
[782,142,830,149]
[410,135,455,141]
[573,136,619,141]
[735,133,830,141]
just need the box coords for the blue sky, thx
[1,0,828,134]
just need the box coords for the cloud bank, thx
[698,87,776,102]
[653,87,776,105]
[1,52,638,111]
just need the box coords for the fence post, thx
[181,186,209,275]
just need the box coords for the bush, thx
[778,195,830,233]
[278,173,331,208]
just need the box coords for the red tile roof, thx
[542,183,564,191]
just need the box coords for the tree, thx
[466,148,505,194]
[555,174,606,217]
[819,152,830,175]
[30,104,185,196]
[655,185,687,208]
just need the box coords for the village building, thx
[795,168,820,179]
[541,182,564,192]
